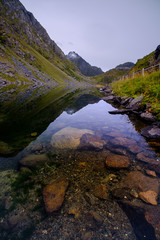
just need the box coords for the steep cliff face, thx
[0,0,64,59]
[66,51,103,77]
[0,0,86,97]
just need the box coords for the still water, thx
[0,87,159,240]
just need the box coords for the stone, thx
[137,152,158,165]
[51,127,94,149]
[106,154,130,168]
[19,154,48,168]
[106,146,127,155]
[81,231,93,240]
[128,144,143,154]
[110,137,137,148]
[108,109,133,114]
[145,206,160,238]
[93,184,108,200]
[122,171,159,194]
[90,211,103,225]
[79,133,104,150]
[140,112,155,122]
[139,190,158,205]
[141,126,160,139]
[84,192,96,205]
[145,170,157,177]
[126,95,143,110]
[68,204,80,218]
[102,96,114,102]
[43,180,69,213]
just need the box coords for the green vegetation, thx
[93,68,130,84]
[112,70,160,119]
[130,52,154,73]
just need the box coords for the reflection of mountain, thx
[0,86,98,156]
[65,94,100,115]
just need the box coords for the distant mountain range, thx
[93,62,134,84]
[66,51,104,77]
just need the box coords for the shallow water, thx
[0,87,160,240]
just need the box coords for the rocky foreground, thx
[0,124,160,240]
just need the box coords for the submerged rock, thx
[121,171,159,195]
[51,127,94,149]
[43,180,69,213]
[106,154,130,168]
[19,154,49,168]
[139,190,158,205]
[79,133,104,150]
[110,137,137,148]
[93,184,108,200]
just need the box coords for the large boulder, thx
[43,180,69,213]
[51,127,94,149]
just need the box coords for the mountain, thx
[66,51,104,77]
[93,62,134,84]
[0,0,89,97]
[130,45,160,73]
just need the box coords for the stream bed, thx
[0,88,160,240]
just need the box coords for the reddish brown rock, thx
[93,184,108,200]
[123,171,159,194]
[145,206,160,238]
[145,169,157,177]
[139,190,158,205]
[106,154,130,168]
[43,180,69,213]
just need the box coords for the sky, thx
[20,0,160,72]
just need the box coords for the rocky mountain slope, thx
[0,0,90,100]
[93,62,134,84]
[66,51,103,77]
[130,45,160,73]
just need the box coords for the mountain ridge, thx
[66,51,104,77]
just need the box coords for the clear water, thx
[0,89,159,240]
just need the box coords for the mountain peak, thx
[66,51,103,77]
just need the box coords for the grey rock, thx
[126,95,143,110]
[141,126,160,139]
[140,112,155,122]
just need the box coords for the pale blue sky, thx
[20,0,160,71]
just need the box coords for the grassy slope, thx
[112,70,160,119]
[130,52,155,73]
[93,68,130,84]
